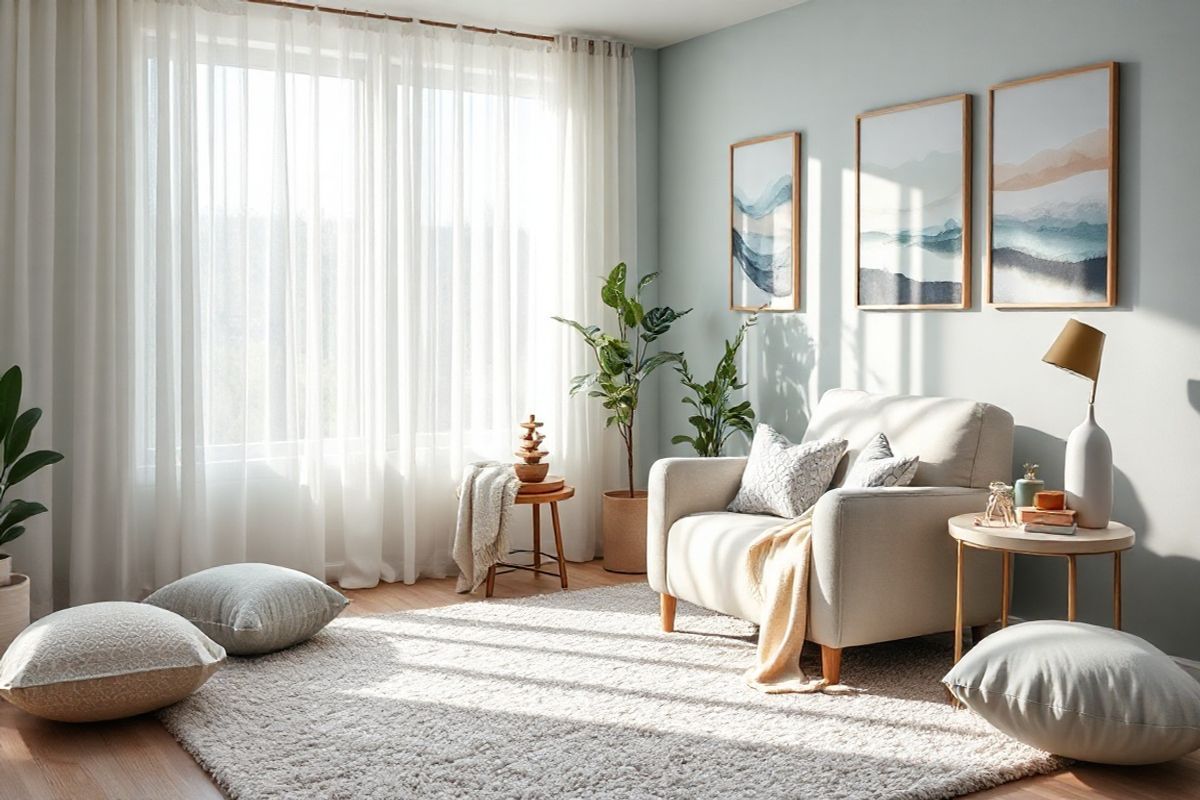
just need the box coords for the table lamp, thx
[1042,319,1111,528]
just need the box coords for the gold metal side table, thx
[947,513,1135,665]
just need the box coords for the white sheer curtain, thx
[0,0,634,612]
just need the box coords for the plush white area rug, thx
[160,584,1062,799]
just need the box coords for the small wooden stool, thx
[485,485,575,597]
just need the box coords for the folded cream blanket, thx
[744,508,856,694]
[453,461,520,593]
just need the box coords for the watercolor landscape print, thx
[730,133,800,311]
[857,95,971,309]
[989,63,1118,307]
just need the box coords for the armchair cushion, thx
[664,511,777,622]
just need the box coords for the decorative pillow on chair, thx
[943,620,1200,765]
[843,432,919,488]
[145,563,349,656]
[727,424,847,517]
[0,602,225,722]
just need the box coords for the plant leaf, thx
[5,450,64,489]
[636,272,658,293]
[568,373,596,396]
[0,366,20,448]
[640,306,692,342]
[600,263,628,310]
[0,525,26,547]
[670,435,693,445]
[0,499,47,536]
[623,298,644,329]
[552,316,601,345]
[638,351,683,377]
[4,407,41,468]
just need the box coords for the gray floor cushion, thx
[145,563,348,655]
[944,620,1200,764]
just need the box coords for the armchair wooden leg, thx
[660,594,677,633]
[821,645,842,685]
[971,624,988,646]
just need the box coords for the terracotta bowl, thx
[514,462,550,482]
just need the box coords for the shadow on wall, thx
[1188,379,1200,414]
[1011,426,1200,660]
[750,315,816,443]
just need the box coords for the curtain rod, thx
[245,0,558,43]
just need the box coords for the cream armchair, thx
[648,389,1012,684]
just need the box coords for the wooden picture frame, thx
[729,132,801,312]
[856,93,973,310]
[987,62,1119,308]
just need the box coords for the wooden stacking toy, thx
[514,415,564,494]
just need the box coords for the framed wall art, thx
[988,62,1119,308]
[729,132,800,311]
[856,93,972,310]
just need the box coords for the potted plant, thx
[555,263,690,573]
[0,365,64,650]
[672,312,759,457]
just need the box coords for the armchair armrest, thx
[808,486,999,648]
[646,457,747,594]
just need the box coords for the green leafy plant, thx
[671,312,759,457]
[0,366,64,556]
[554,263,692,497]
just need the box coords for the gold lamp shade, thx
[1043,319,1105,401]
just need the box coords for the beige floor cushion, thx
[0,602,225,722]
[944,620,1200,764]
[144,563,348,655]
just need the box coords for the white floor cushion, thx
[0,602,225,722]
[944,620,1200,764]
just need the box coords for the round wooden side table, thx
[947,513,1135,665]
[485,485,575,598]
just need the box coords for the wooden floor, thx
[1,561,1196,799]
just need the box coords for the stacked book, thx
[1017,507,1077,535]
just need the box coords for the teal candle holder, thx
[1014,463,1044,509]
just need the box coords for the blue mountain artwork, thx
[732,227,791,297]
[733,174,792,219]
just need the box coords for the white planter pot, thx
[0,574,30,654]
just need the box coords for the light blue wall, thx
[634,47,662,481]
[650,0,1200,659]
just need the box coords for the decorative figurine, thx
[514,415,550,483]
[979,481,1017,528]
[1014,462,1044,509]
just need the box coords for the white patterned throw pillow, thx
[727,425,847,517]
[844,432,919,488]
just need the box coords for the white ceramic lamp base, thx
[1064,404,1113,529]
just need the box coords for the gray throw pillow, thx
[843,432,919,488]
[727,424,847,517]
[943,620,1200,765]
[145,563,349,656]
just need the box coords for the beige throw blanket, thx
[744,508,856,694]
[453,461,520,593]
